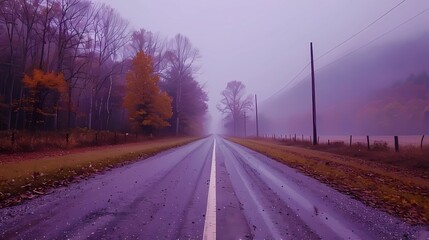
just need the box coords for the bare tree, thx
[0,0,18,129]
[165,34,199,135]
[10,0,43,129]
[0,0,203,133]
[86,3,129,130]
[217,80,253,136]
[51,0,95,129]
[128,28,166,74]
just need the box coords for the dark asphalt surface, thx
[0,136,428,239]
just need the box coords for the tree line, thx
[0,0,207,135]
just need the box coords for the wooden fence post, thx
[349,135,352,147]
[367,136,370,150]
[421,135,425,151]
[66,132,70,144]
[394,136,399,152]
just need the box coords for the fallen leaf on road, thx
[33,190,45,195]
[20,193,35,200]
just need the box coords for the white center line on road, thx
[203,138,217,240]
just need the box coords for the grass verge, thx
[229,137,429,225]
[0,136,200,207]
[275,138,429,177]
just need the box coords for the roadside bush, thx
[0,130,147,153]
[372,141,389,151]
[331,141,345,147]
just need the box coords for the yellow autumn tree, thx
[23,69,67,129]
[124,51,173,132]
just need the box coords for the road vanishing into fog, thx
[0,136,427,239]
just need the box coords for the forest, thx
[0,0,208,135]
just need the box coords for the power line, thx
[262,1,428,104]
[316,0,407,61]
[316,6,429,73]
[262,1,406,104]
[261,62,310,103]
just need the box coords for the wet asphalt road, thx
[0,136,428,239]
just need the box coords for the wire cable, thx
[261,1,429,104]
[316,0,407,61]
[262,62,310,103]
[316,6,429,73]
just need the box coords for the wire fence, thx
[262,134,428,152]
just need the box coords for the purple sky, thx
[94,0,429,132]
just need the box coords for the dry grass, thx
[267,137,429,177]
[229,137,429,225]
[0,137,199,206]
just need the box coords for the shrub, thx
[0,130,147,153]
[373,141,389,151]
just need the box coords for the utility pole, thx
[310,42,318,145]
[255,94,259,137]
[243,111,247,137]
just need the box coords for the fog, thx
[94,0,429,135]
[260,32,429,136]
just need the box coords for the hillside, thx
[260,32,429,135]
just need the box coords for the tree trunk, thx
[7,69,15,130]
[233,114,237,136]
[5,20,16,130]
[175,113,180,136]
[67,87,72,130]
[54,104,58,130]
[15,79,25,130]
[175,76,182,136]
[88,88,93,129]
[98,96,104,130]
[105,76,113,130]
[31,90,40,131]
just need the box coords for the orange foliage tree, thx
[124,52,173,133]
[23,69,67,129]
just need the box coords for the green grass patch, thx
[229,137,429,225]
[0,137,200,206]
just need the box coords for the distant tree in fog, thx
[161,70,208,135]
[217,81,253,136]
